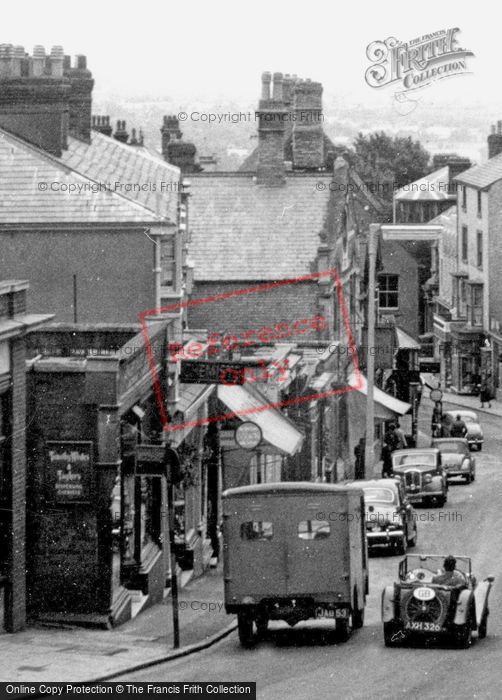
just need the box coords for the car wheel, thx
[237,612,256,648]
[394,535,406,555]
[407,526,417,548]
[255,613,268,638]
[478,444,483,452]
[478,608,489,639]
[336,617,352,642]
[383,622,402,647]
[437,495,447,507]
[352,592,364,629]
[464,474,472,484]
[454,613,473,649]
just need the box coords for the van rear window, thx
[298,520,330,540]
[240,521,273,541]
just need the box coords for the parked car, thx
[391,448,448,506]
[352,478,417,554]
[444,410,483,451]
[431,438,476,484]
[222,482,368,646]
[382,554,494,647]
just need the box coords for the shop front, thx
[25,321,178,627]
[449,324,485,395]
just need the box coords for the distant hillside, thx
[92,92,498,170]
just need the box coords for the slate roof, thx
[57,131,180,223]
[454,152,502,189]
[0,129,161,225]
[394,167,456,202]
[188,173,333,280]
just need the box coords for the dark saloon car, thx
[353,478,417,555]
[391,448,448,507]
[431,438,476,484]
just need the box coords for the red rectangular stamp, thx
[139,268,362,433]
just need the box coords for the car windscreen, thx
[393,453,436,467]
[434,442,466,453]
[362,487,396,504]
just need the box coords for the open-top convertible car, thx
[391,448,448,506]
[431,438,476,484]
[382,554,494,648]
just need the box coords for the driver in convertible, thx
[432,555,466,586]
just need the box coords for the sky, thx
[3,0,500,110]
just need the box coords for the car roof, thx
[393,448,439,455]
[445,410,478,419]
[346,479,399,490]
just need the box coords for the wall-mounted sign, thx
[420,361,440,374]
[47,441,93,504]
[181,359,264,385]
[235,422,262,450]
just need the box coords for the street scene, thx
[1,2,502,699]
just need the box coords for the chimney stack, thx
[488,121,502,159]
[292,79,324,169]
[92,115,113,137]
[161,115,182,158]
[255,71,287,186]
[0,43,70,156]
[113,119,129,143]
[64,53,94,142]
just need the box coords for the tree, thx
[353,131,431,202]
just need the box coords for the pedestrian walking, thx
[440,413,452,437]
[381,443,393,478]
[480,382,492,408]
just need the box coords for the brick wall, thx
[380,242,420,339]
[0,229,155,323]
[26,370,100,615]
[188,281,322,337]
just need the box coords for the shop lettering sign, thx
[47,441,93,504]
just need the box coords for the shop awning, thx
[348,372,411,418]
[395,327,421,351]
[217,384,304,455]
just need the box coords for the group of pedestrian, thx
[381,421,407,478]
[439,413,468,438]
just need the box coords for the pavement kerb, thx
[25,620,237,696]
[441,396,502,418]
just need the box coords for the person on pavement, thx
[432,555,466,587]
[394,420,408,449]
[450,414,468,438]
[480,382,492,409]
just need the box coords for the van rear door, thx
[224,497,288,600]
[285,496,349,597]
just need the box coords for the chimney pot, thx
[63,54,71,70]
[272,72,284,101]
[261,71,272,100]
[76,54,87,70]
[49,45,64,78]
[498,120,502,135]
[31,45,47,77]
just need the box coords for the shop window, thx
[468,285,483,327]
[241,521,273,541]
[477,231,483,268]
[378,274,399,310]
[477,191,482,218]
[298,520,330,540]
[461,226,468,262]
